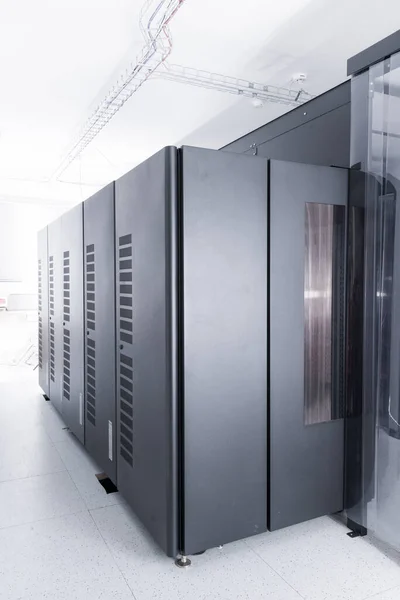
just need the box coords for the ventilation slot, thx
[38,260,43,370]
[63,251,71,400]
[50,321,55,382]
[49,254,55,382]
[86,243,96,426]
[118,234,133,345]
[63,251,70,323]
[49,255,54,316]
[119,351,133,467]
[118,233,133,466]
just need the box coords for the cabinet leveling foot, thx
[175,555,192,568]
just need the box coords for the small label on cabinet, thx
[108,421,113,461]
[79,393,83,426]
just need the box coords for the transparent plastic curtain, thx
[350,51,400,550]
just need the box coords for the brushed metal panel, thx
[304,203,346,425]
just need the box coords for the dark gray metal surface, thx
[181,147,268,554]
[345,170,368,528]
[347,29,400,76]
[83,184,116,483]
[250,104,350,168]
[37,227,49,397]
[269,160,347,531]
[115,147,179,557]
[61,204,84,444]
[48,217,63,413]
[222,82,350,169]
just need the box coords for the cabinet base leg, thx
[175,555,192,568]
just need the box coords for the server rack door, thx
[48,218,63,412]
[269,160,347,530]
[115,147,179,557]
[37,227,49,397]
[83,183,117,483]
[181,146,268,555]
[61,204,84,444]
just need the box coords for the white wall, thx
[0,200,73,299]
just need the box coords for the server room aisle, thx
[1,370,400,600]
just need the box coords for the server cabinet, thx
[84,184,116,483]
[269,160,347,530]
[181,147,268,555]
[61,205,84,444]
[115,147,179,557]
[115,146,268,557]
[48,218,63,413]
[37,227,49,397]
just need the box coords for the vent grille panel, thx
[118,234,133,467]
[63,252,71,400]
[38,260,43,369]
[86,244,96,425]
[50,322,55,382]
[49,254,55,382]
[49,256,54,316]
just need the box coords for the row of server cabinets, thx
[38,146,348,558]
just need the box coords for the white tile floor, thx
[1,366,400,600]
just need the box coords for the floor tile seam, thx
[85,497,125,510]
[60,463,102,511]
[37,404,59,445]
[41,424,65,446]
[52,439,81,473]
[0,468,71,487]
[0,428,57,448]
[0,440,59,452]
[53,438,101,475]
[53,450,120,510]
[89,502,126,517]
[243,540,306,599]
[51,438,127,511]
[362,584,400,600]
[87,509,138,600]
[0,508,90,534]
[80,493,125,512]
[0,466,67,485]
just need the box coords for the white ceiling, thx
[1,0,400,205]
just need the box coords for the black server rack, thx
[60,205,85,444]
[48,217,63,414]
[115,146,268,557]
[83,183,117,483]
[39,145,352,561]
[269,160,347,530]
[37,226,49,398]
